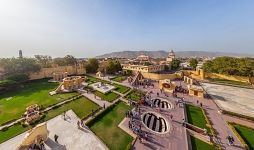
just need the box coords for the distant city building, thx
[136,55,151,61]
[122,64,164,73]
[19,50,23,58]
[166,49,175,63]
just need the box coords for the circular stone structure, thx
[152,98,173,109]
[141,112,170,134]
[62,76,83,90]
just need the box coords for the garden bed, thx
[87,101,133,150]
[0,97,100,144]
[112,75,127,82]
[0,79,79,125]
[93,91,120,102]
[185,104,211,134]
[190,135,216,150]
[124,89,145,102]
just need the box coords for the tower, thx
[166,49,175,62]
[19,50,23,58]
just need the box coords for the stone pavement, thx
[174,81,245,150]
[130,85,188,150]
[0,110,108,150]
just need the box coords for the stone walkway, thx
[173,81,245,150]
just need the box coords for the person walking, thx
[54,134,59,143]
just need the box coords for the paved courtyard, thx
[202,83,254,118]
[0,110,108,150]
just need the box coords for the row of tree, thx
[203,57,254,77]
[85,58,122,74]
[0,55,78,83]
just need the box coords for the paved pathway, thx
[82,92,111,108]
[174,81,245,150]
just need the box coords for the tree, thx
[171,59,181,70]
[0,57,41,82]
[53,57,66,66]
[85,58,99,73]
[34,55,52,68]
[64,55,77,65]
[189,58,198,70]
[203,57,254,77]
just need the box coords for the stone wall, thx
[141,72,180,80]
[29,65,86,80]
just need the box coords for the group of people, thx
[227,135,235,145]
[28,139,45,150]
[175,85,188,94]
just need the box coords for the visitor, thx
[54,134,59,143]
[77,121,80,129]
[157,92,159,97]
[103,103,105,109]
[170,114,173,120]
[63,110,66,120]
[197,100,199,104]
[200,103,203,107]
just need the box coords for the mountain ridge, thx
[96,50,254,58]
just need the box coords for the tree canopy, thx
[171,59,181,70]
[203,57,254,77]
[53,55,77,66]
[189,58,198,70]
[85,58,99,73]
[34,55,52,68]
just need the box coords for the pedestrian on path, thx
[103,103,105,109]
[54,134,59,143]
[200,103,203,107]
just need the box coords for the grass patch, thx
[113,83,130,94]
[112,76,127,82]
[94,91,119,102]
[0,97,100,144]
[125,90,145,102]
[190,136,216,150]
[186,104,211,133]
[87,102,133,150]
[0,79,79,125]
[233,124,254,149]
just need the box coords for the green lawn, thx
[94,91,119,102]
[186,104,211,133]
[191,136,216,150]
[233,124,254,149]
[88,102,133,150]
[125,90,145,101]
[86,75,100,84]
[0,97,100,144]
[113,83,130,94]
[112,76,127,82]
[0,79,79,125]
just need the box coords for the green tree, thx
[171,59,181,70]
[34,55,52,68]
[203,57,254,77]
[53,57,66,66]
[64,55,77,65]
[85,58,99,73]
[189,58,198,70]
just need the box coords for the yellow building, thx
[188,85,205,98]
[159,79,176,93]
[122,64,165,73]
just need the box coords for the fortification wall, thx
[29,66,86,80]
[141,72,180,80]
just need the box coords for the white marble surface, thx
[202,83,254,117]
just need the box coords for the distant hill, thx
[96,50,253,58]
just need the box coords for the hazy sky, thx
[0,0,254,58]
